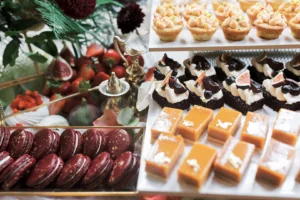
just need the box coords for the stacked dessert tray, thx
[0,126,144,197]
[137,49,300,199]
[148,0,300,52]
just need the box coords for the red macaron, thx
[0,154,36,190]
[56,154,91,189]
[81,152,113,189]
[107,129,134,160]
[58,129,82,161]
[26,154,64,189]
[30,129,60,160]
[0,127,10,151]
[82,129,106,159]
[0,152,14,174]
[7,129,34,159]
[108,151,140,189]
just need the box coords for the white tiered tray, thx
[137,50,300,199]
[148,0,300,52]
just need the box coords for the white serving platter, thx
[137,51,300,199]
[148,0,300,52]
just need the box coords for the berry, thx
[112,65,126,78]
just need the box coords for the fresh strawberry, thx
[49,93,66,115]
[112,65,126,78]
[42,81,52,97]
[62,96,81,114]
[102,49,121,68]
[86,43,105,58]
[145,67,155,81]
[93,63,107,74]
[78,64,95,81]
[71,78,91,93]
[75,56,92,70]
[93,72,110,87]
[51,81,72,95]
[126,55,144,66]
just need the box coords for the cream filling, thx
[286,61,300,76]
[251,58,275,78]
[156,81,189,104]
[216,57,246,77]
[63,158,87,187]
[0,156,10,166]
[185,80,223,103]
[263,79,300,104]
[188,63,216,77]
[223,81,263,105]
[72,133,79,157]
[155,62,185,77]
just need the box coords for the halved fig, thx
[271,72,285,88]
[236,70,251,89]
[47,56,73,81]
[60,45,75,67]
[203,77,220,93]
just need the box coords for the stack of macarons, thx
[0,127,139,190]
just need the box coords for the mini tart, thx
[289,13,300,39]
[155,3,181,17]
[266,0,288,11]
[187,14,219,41]
[250,51,285,84]
[212,0,237,11]
[247,3,274,25]
[221,15,251,41]
[239,0,265,12]
[254,11,287,39]
[184,54,217,81]
[182,3,206,21]
[278,0,300,21]
[183,0,208,6]
[214,3,243,24]
[263,72,300,111]
[284,53,300,81]
[153,16,184,42]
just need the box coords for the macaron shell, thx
[107,129,134,160]
[49,131,60,154]
[30,129,57,160]
[82,152,112,185]
[0,127,10,152]
[108,151,134,186]
[113,155,140,189]
[8,130,33,159]
[0,152,14,174]
[82,129,106,159]
[26,154,64,189]
[56,154,91,189]
[0,154,36,190]
[58,129,82,161]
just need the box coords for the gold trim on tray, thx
[0,126,145,196]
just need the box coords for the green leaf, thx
[3,39,20,67]
[96,0,122,7]
[117,107,135,125]
[127,117,140,126]
[24,52,47,63]
[11,19,40,31]
[32,40,58,57]
[5,31,22,38]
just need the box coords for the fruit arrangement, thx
[10,90,43,113]
[43,43,144,114]
[0,127,139,190]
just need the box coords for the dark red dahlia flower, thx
[56,0,96,19]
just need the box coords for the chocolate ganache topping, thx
[291,53,300,70]
[202,77,220,93]
[161,77,187,94]
[281,79,300,96]
[219,53,245,72]
[190,55,211,71]
[158,53,181,70]
[256,52,284,72]
[250,80,262,93]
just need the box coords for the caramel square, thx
[272,109,300,146]
[208,107,242,143]
[178,106,214,142]
[240,112,269,149]
[151,107,184,140]
[145,134,185,179]
[256,139,296,186]
[178,143,217,188]
[214,136,255,182]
